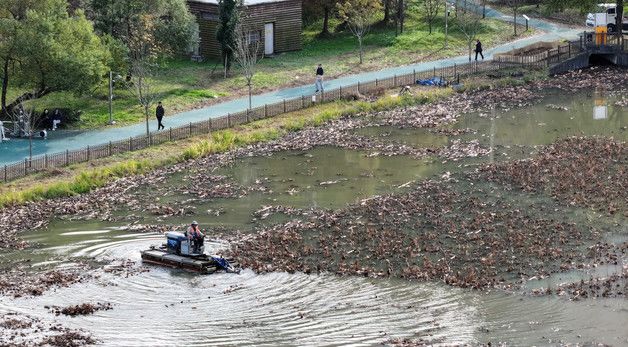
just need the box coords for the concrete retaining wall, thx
[549,53,590,75]
[611,53,628,66]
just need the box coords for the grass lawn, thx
[12,7,535,130]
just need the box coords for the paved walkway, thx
[0,4,583,165]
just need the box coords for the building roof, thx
[189,0,291,5]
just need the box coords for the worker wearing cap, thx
[186,221,204,253]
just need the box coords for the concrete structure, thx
[187,0,302,59]
[550,33,628,74]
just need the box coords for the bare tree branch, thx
[457,10,483,61]
[231,14,262,110]
[128,59,159,137]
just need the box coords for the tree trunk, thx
[469,41,472,61]
[616,0,624,41]
[513,7,518,36]
[145,106,150,138]
[429,20,433,34]
[384,0,391,24]
[1,59,9,117]
[5,89,50,117]
[322,7,331,35]
[224,54,228,78]
[483,1,486,19]
[29,132,33,161]
[358,36,364,64]
[248,83,252,109]
[398,0,405,34]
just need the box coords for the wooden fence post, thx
[375,78,378,86]
[66,150,69,166]
[169,127,173,141]
[433,67,436,77]
[108,141,112,156]
[3,165,6,182]
[321,90,325,102]
[339,85,342,97]
[189,122,193,135]
[394,74,397,86]
[24,158,27,175]
[264,104,267,118]
[44,154,48,169]
[413,69,416,82]
[129,137,132,151]
[301,95,304,108]
[357,81,360,93]
[87,146,90,161]
[283,99,286,113]
[246,109,250,123]
[228,113,231,127]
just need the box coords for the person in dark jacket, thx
[475,39,484,61]
[156,102,165,130]
[315,64,324,93]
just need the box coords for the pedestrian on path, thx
[315,64,324,93]
[475,40,484,61]
[156,102,165,130]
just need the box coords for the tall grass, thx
[0,160,155,208]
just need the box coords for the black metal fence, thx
[1,58,541,183]
[495,38,587,67]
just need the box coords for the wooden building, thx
[187,0,302,59]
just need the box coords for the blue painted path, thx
[0,3,583,165]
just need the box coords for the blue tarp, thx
[416,77,447,86]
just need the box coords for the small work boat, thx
[141,232,240,274]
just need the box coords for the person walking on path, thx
[475,40,484,61]
[156,102,165,130]
[315,64,324,93]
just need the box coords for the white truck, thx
[586,3,628,33]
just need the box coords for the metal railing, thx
[495,39,586,67]
[1,59,522,183]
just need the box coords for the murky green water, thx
[1,89,626,346]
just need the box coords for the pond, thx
[0,88,626,346]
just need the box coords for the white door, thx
[264,23,274,55]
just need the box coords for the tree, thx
[423,0,443,34]
[383,0,394,24]
[396,0,406,35]
[0,0,109,117]
[128,58,158,138]
[217,0,240,77]
[457,10,482,61]
[88,0,196,62]
[504,0,522,36]
[337,0,382,64]
[231,15,262,110]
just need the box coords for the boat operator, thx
[186,221,204,253]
